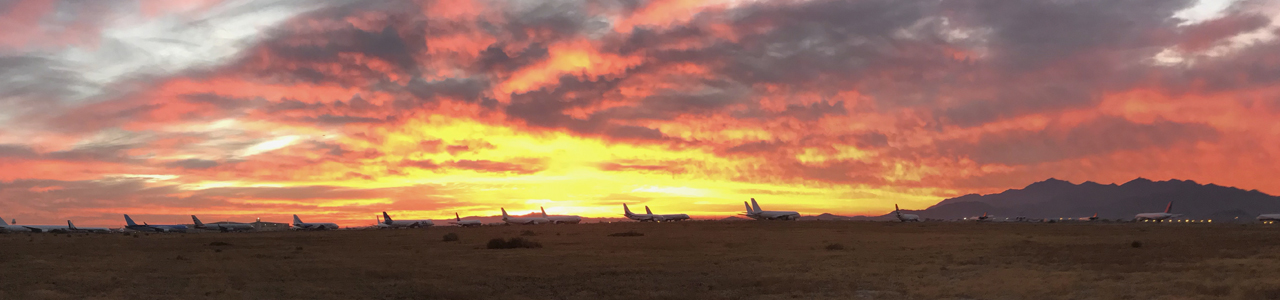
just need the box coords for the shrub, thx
[608,231,644,237]
[825,243,845,251]
[443,232,460,242]
[1131,241,1142,248]
[520,230,537,236]
[487,237,542,249]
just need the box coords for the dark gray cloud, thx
[950,117,1221,165]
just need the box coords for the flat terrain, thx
[4,221,1280,300]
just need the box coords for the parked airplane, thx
[540,207,583,224]
[0,217,71,233]
[67,221,112,233]
[742,198,800,220]
[1257,214,1280,223]
[645,206,690,221]
[123,214,188,232]
[191,215,254,232]
[976,212,990,221]
[450,213,482,227]
[381,211,434,228]
[501,208,550,225]
[894,204,920,222]
[292,215,340,230]
[623,204,655,222]
[1134,202,1180,222]
[1079,213,1099,221]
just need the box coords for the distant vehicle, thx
[191,215,254,232]
[450,213,482,227]
[381,211,434,228]
[0,217,71,233]
[123,214,188,232]
[894,204,920,222]
[1134,202,1180,222]
[291,215,340,230]
[645,206,690,222]
[67,220,112,233]
[1257,214,1280,222]
[742,198,800,220]
[541,207,582,224]
[501,208,550,225]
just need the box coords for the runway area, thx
[3,221,1279,300]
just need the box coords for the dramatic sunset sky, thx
[2,0,1279,226]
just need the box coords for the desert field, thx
[3,221,1280,300]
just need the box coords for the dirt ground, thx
[3,221,1279,300]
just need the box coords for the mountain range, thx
[832,178,1280,221]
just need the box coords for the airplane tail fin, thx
[750,198,763,212]
[455,212,461,222]
[1164,201,1173,213]
[982,212,987,218]
[292,214,303,225]
[124,214,138,227]
[381,211,392,224]
[895,204,901,216]
[68,220,76,230]
[645,206,653,215]
[540,206,549,218]
[191,215,204,227]
[623,204,633,216]
[1092,213,1098,218]
[0,217,6,225]
[744,202,754,214]
[501,208,509,219]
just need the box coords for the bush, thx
[1131,241,1142,248]
[825,243,845,251]
[487,237,542,249]
[608,231,644,237]
[442,232,460,242]
[520,230,537,236]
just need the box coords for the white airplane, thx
[540,207,582,224]
[191,215,254,232]
[1078,213,1099,221]
[742,198,800,220]
[645,206,690,221]
[450,213,482,227]
[975,212,991,221]
[292,215,339,230]
[381,211,434,228]
[1134,202,1181,222]
[1257,214,1280,222]
[622,204,655,221]
[124,214,188,232]
[0,217,71,233]
[501,208,549,225]
[67,221,112,233]
[894,204,920,222]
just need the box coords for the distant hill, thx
[881,178,1279,221]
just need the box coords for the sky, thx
[2,0,1279,227]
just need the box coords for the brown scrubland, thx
[3,221,1280,300]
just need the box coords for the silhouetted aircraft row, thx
[5,199,1276,233]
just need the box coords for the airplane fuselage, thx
[1134,213,1177,221]
[1258,214,1280,222]
[126,224,188,232]
[749,211,801,220]
[503,217,550,225]
[197,223,254,232]
[293,222,340,230]
[384,219,434,228]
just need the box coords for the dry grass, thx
[4,221,1280,299]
